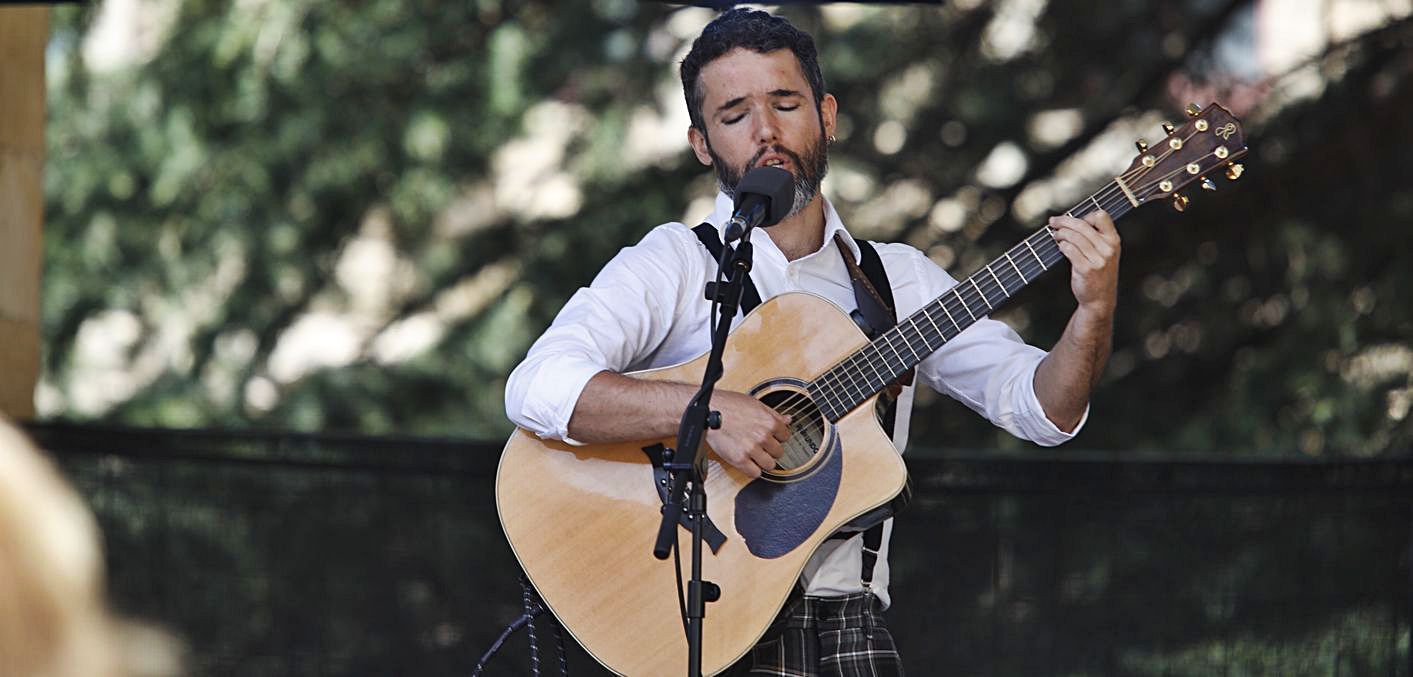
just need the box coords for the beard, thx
[709,132,829,219]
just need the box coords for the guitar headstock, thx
[1121,103,1248,212]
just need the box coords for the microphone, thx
[724,166,795,242]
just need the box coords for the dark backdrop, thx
[29,423,1411,676]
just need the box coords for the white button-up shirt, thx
[505,193,1084,608]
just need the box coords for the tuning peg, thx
[1162,122,1176,135]
[1225,162,1244,180]
[1172,193,1189,212]
[1186,103,1202,118]
[1201,177,1217,191]
[1135,138,1149,153]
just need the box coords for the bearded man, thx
[504,8,1120,675]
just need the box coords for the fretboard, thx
[807,180,1136,422]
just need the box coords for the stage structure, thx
[0,7,47,419]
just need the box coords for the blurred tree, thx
[40,0,1413,457]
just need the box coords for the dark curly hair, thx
[679,8,825,134]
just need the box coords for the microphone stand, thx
[652,213,759,677]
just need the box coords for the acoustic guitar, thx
[497,104,1247,676]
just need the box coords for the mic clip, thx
[723,215,749,243]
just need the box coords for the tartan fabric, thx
[723,592,904,677]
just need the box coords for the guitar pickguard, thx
[733,422,842,559]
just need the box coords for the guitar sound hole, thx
[759,389,826,472]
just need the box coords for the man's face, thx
[687,48,837,217]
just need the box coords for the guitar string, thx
[804,217,1090,416]
[767,233,1059,427]
[774,210,1087,423]
[802,140,1189,411]
[763,141,1226,449]
[784,236,1060,425]
[794,153,1213,426]
[813,189,1115,414]
[805,138,1221,416]
[785,169,1141,422]
[813,148,1228,424]
[770,231,1065,459]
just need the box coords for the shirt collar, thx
[707,191,862,263]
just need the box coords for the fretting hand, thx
[1048,210,1120,320]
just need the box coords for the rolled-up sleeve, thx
[504,225,698,442]
[904,250,1085,447]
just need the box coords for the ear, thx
[820,93,838,140]
[688,126,713,167]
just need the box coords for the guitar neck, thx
[806,180,1138,422]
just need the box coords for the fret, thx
[828,364,852,395]
[825,381,847,418]
[985,265,1009,297]
[867,355,890,390]
[840,363,869,406]
[1036,231,1063,266]
[954,288,978,321]
[809,382,841,421]
[826,390,847,422]
[921,309,946,342]
[859,349,888,387]
[1024,239,1048,271]
[908,325,928,356]
[939,299,962,333]
[806,388,828,421]
[825,367,853,409]
[967,278,992,311]
[897,326,923,360]
[1003,250,1027,284]
[906,317,936,351]
[880,333,908,370]
[885,329,912,364]
[827,387,847,421]
[809,182,1144,421]
[825,363,852,406]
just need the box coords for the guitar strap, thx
[690,223,764,316]
[691,223,911,588]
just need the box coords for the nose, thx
[752,107,780,145]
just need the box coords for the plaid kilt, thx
[723,591,904,677]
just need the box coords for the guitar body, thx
[496,291,909,676]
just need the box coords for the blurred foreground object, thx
[0,418,182,677]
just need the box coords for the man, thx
[504,8,1119,675]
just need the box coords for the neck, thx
[763,195,827,261]
[804,178,1139,423]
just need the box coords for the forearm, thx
[566,371,699,443]
[1033,305,1113,432]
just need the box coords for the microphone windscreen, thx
[734,166,796,227]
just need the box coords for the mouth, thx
[755,154,791,171]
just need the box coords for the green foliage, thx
[41,1,1413,458]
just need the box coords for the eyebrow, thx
[714,89,806,115]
